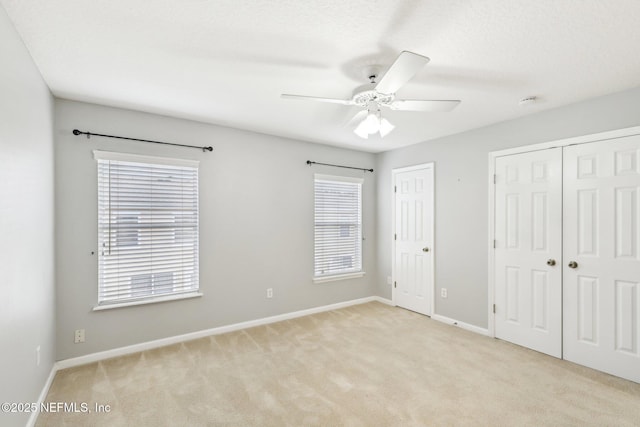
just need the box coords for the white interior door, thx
[494,148,563,357]
[393,165,433,316]
[563,135,640,383]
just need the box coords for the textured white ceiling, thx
[3,0,640,152]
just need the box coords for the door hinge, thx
[493,304,496,314]
[493,174,496,184]
[493,239,496,249]
[394,185,397,193]
[394,281,397,288]
[394,233,397,240]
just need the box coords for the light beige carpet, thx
[37,302,640,426]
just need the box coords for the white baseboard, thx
[26,365,57,427]
[372,296,394,306]
[56,296,382,370]
[431,314,490,336]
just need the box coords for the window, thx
[94,151,200,306]
[313,174,364,282]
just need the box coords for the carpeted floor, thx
[36,302,640,426]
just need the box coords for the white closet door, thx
[394,165,433,316]
[564,135,640,383]
[494,148,563,357]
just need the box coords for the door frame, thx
[487,125,640,338]
[391,162,435,315]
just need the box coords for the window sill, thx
[313,271,365,284]
[92,292,203,311]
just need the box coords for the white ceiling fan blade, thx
[374,51,430,95]
[281,94,354,105]
[346,110,368,127]
[388,99,461,112]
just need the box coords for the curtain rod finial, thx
[73,129,81,135]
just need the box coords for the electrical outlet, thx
[387,276,392,285]
[74,329,85,344]
[441,288,448,298]
[266,288,273,299]
[36,346,41,367]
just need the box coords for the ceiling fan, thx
[282,51,461,139]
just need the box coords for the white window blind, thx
[94,151,199,305]
[314,175,363,279]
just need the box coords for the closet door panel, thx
[564,135,640,383]
[494,148,563,357]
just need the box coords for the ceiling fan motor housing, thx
[351,83,394,107]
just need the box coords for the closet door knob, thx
[547,259,556,266]
[422,247,430,252]
[568,261,578,269]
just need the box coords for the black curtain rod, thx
[73,129,213,152]
[307,160,373,173]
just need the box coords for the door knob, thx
[422,247,430,252]
[568,261,578,269]
[546,259,556,266]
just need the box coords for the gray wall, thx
[376,87,640,328]
[55,99,377,360]
[0,6,56,427]
[49,85,640,359]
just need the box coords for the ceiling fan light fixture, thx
[379,118,395,138]
[353,109,395,139]
[363,111,381,133]
[353,120,370,139]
